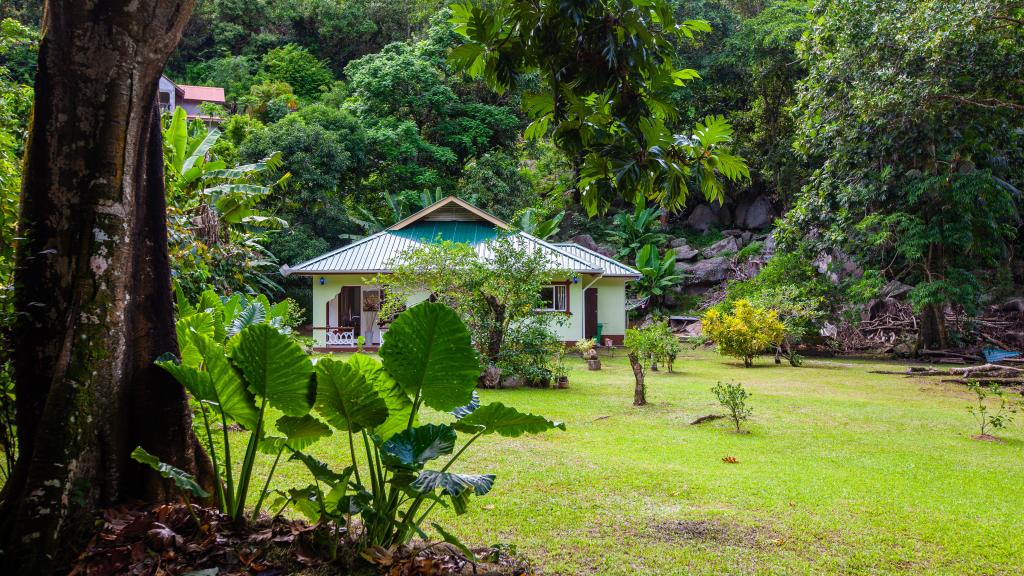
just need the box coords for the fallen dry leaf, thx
[146,523,183,550]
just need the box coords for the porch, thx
[313,283,388,351]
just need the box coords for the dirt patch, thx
[650,519,779,549]
[972,433,1002,442]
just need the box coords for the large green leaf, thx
[131,446,209,499]
[157,356,215,404]
[166,107,188,174]
[276,414,332,452]
[348,354,412,441]
[191,331,260,430]
[412,471,494,500]
[379,302,480,411]
[229,301,267,337]
[322,468,356,515]
[183,128,221,173]
[196,290,227,343]
[314,358,388,433]
[175,312,216,368]
[413,471,495,515]
[452,402,565,437]
[451,391,480,419]
[230,324,314,416]
[290,452,347,485]
[380,424,457,470]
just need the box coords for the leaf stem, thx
[197,402,225,510]
[252,443,285,520]
[347,429,361,486]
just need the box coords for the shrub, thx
[966,382,1017,438]
[719,252,830,364]
[497,321,561,385]
[712,382,753,433]
[735,241,763,262]
[634,243,684,312]
[702,299,784,367]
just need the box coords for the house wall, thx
[158,76,176,112]
[311,274,429,347]
[180,100,203,116]
[547,281,584,342]
[594,277,628,341]
[309,274,630,347]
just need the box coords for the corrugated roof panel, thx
[554,243,642,278]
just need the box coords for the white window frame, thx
[536,284,568,313]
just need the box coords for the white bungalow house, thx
[281,197,640,351]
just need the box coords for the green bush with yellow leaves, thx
[702,299,785,367]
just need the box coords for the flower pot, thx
[587,359,602,371]
[556,376,569,389]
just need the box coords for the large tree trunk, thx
[919,302,948,349]
[0,1,205,573]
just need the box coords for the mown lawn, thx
[258,349,1024,575]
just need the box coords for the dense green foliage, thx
[718,252,830,363]
[778,0,1024,346]
[164,108,291,299]
[450,0,750,214]
[0,17,34,482]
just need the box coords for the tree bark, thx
[482,294,506,363]
[0,1,205,573]
[918,302,948,350]
[628,352,646,406]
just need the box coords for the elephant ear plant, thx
[155,314,322,526]
[148,298,561,555]
[305,301,565,551]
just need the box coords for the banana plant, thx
[159,306,322,525]
[515,208,564,240]
[608,203,666,260]
[302,301,565,550]
[634,243,684,311]
[163,106,290,299]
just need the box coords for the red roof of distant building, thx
[180,85,225,103]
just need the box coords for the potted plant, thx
[553,346,569,388]
[575,339,601,370]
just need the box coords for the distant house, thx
[158,75,226,125]
[281,196,641,352]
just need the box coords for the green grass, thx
[253,350,1024,575]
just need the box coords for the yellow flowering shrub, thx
[702,299,785,367]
